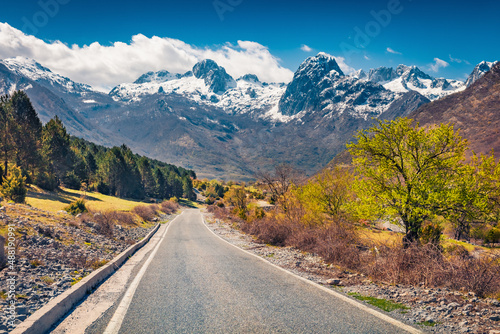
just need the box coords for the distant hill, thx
[409,62,500,157]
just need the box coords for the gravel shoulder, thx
[0,203,164,333]
[202,209,500,334]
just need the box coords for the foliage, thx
[257,164,303,212]
[443,152,500,241]
[224,187,247,210]
[34,171,58,191]
[348,118,467,246]
[0,91,196,201]
[296,166,354,222]
[64,198,88,216]
[63,171,81,190]
[0,165,27,203]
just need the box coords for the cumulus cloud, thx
[386,47,402,55]
[428,57,449,73]
[301,44,313,52]
[0,23,294,91]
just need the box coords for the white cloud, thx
[386,47,402,55]
[333,55,355,75]
[364,54,371,60]
[449,54,470,65]
[301,44,313,52]
[0,23,294,91]
[428,57,449,73]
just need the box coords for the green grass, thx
[417,321,437,327]
[41,276,55,285]
[348,292,410,312]
[178,198,199,208]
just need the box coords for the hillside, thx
[410,62,500,156]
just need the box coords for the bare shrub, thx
[241,217,292,246]
[448,254,500,297]
[107,211,136,226]
[132,205,158,222]
[92,212,115,237]
[160,200,179,214]
[361,243,500,297]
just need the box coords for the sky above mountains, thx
[0,0,498,91]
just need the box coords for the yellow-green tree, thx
[299,167,353,218]
[444,152,500,240]
[348,118,467,247]
[0,165,27,203]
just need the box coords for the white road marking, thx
[103,212,183,334]
[201,214,423,334]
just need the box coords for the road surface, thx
[106,209,418,334]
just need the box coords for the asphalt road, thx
[112,209,416,334]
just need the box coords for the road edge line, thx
[201,216,423,334]
[11,220,163,334]
[103,211,183,334]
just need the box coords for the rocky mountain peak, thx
[465,60,498,87]
[192,59,236,94]
[238,74,260,83]
[133,70,181,84]
[296,52,344,79]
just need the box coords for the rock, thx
[490,315,500,321]
[326,279,342,286]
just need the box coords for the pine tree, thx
[0,95,18,178]
[10,91,43,176]
[138,157,156,198]
[153,168,166,199]
[42,116,74,181]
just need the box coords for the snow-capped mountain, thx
[358,64,465,101]
[0,53,496,180]
[0,57,95,94]
[465,60,498,87]
[109,60,286,116]
[0,57,119,114]
[278,53,429,120]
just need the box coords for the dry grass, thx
[211,204,500,298]
[26,186,151,213]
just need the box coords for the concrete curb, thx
[11,223,161,334]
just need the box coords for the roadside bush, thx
[92,212,115,237]
[132,205,158,222]
[160,200,179,214]
[0,165,27,203]
[64,199,87,215]
[241,217,291,246]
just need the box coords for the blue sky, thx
[0,0,498,89]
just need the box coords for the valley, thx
[1,54,495,180]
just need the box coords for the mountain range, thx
[0,54,496,179]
